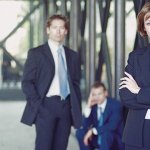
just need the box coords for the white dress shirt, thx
[84,99,107,135]
[145,109,150,119]
[46,39,68,97]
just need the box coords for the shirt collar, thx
[48,39,63,53]
[97,98,107,111]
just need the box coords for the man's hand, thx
[83,129,93,146]
[87,92,97,107]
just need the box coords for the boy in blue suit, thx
[76,82,124,150]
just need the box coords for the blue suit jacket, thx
[119,44,150,147]
[83,98,124,137]
[21,42,82,128]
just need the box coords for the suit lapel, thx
[103,100,111,123]
[42,43,71,69]
[93,106,98,124]
[137,46,150,85]
[43,42,55,67]
[64,46,72,74]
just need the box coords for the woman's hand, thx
[119,72,141,94]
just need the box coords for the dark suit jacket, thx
[119,44,150,147]
[83,98,124,138]
[21,42,82,128]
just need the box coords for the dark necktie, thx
[98,107,103,145]
[57,47,70,99]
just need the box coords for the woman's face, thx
[144,17,150,37]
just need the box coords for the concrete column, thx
[114,0,125,99]
[69,0,80,51]
[86,0,96,92]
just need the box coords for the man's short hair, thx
[91,82,106,91]
[46,14,69,31]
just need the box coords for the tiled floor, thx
[0,101,79,150]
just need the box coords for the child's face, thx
[90,87,107,105]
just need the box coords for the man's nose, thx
[95,95,99,99]
[56,28,61,33]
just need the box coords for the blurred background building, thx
[0,0,149,100]
[1,0,148,101]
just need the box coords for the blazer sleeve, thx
[119,52,149,109]
[73,53,82,111]
[22,49,42,105]
[137,87,150,105]
[82,113,93,130]
[82,106,97,129]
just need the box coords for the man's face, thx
[90,87,107,105]
[46,19,68,43]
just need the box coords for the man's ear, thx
[105,90,108,97]
[46,27,50,34]
[64,30,68,35]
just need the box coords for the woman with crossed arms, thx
[120,2,150,150]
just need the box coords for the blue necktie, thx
[98,107,103,145]
[57,47,70,99]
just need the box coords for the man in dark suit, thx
[21,14,82,150]
[76,82,124,150]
